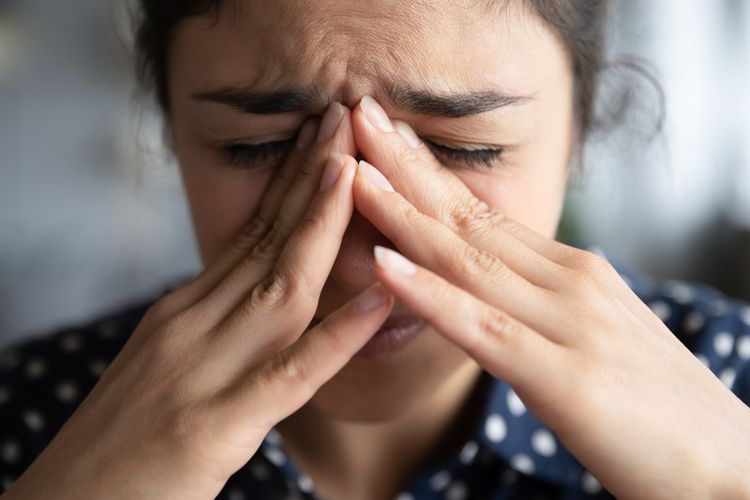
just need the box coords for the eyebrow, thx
[191,82,531,118]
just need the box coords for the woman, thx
[2,1,749,499]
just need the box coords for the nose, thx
[327,209,393,294]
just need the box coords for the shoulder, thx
[0,282,179,492]
[589,244,750,405]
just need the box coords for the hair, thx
[131,0,663,171]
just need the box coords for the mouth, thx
[306,312,428,361]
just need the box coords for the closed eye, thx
[220,132,503,170]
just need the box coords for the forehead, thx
[169,0,568,106]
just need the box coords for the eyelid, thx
[420,136,503,151]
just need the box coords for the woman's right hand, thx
[2,103,393,500]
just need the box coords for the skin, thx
[164,1,750,499]
[168,1,572,498]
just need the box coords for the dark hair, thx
[132,0,661,154]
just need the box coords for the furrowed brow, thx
[385,82,531,118]
[191,87,318,114]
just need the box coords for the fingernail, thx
[361,95,394,133]
[354,284,390,312]
[319,152,345,192]
[374,246,417,275]
[393,120,423,149]
[296,119,318,150]
[316,102,344,143]
[358,160,394,192]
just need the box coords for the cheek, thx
[459,164,568,239]
[178,155,273,268]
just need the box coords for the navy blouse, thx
[1,244,750,499]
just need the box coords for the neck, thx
[275,360,489,500]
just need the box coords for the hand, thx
[3,104,394,500]
[349,96,750,500]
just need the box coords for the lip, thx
[305,313,427,361]
[354,314,427,361]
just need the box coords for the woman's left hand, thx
[348,97,750,500]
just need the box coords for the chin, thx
[305,327,474,423]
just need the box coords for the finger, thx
[209,154,358,362]
[144,117,320,323]
[352,161,572,344]
[193,104,356,328]
[371,246,568,396]
[352,95,475,214]
[218,283,394,433]
[352,96,566,290]
[353,102,654,330]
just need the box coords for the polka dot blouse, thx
[2,243,750,499]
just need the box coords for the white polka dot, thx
[682,311,705,334]
[740,306,750,327]
[227,488,246,500]
[510,453,535,475]
[445,481,468,500]
[530,428,557,457]
[0,385,11,405]
[297,473,315,493]
[666,281,694,304]
[265,428,283,446]
[458,440,479,464]
[649,301,672,322]
[484,413,507,443]
[581,470,603,494]
[24,357,47,379]
[22,409,46,432]
[395,492,415,500]
[263,446,286,467]
[428,470,451,491]
[737,336,750,360]
[713,332,734,358]
[59,333,83,352]
[720,367,736,389]
[250,461,271,480]
[55,380,80,403]
[88,359,108,377]
[709,299,728,316]
[1,440,20,464]
[506,388,526,416]
[695,354,710,368]
[1,475,14,490]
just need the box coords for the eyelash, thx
[221,134,503,169]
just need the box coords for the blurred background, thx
[0,0,748,348]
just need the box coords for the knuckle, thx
[268,348,316,400]
[450,197,503,236]
[562,268,601,298]
[473,307,522,350]
[143,291,184,326]
[249,271,305,311]
[568,250,614,279]
[457,245,506,281]
[236,216,272,252]
[296,206,329,237]
[251,222,287,260]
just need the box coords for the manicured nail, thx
[361,95,394,133]
[358,160,394,192]
[316,102,344,143]
[296,119,318,150]
[393,120,423,149]
[319,152,345,192]
[354,283,390,312]
[374,246,417,276]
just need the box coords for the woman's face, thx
[167,0,575,422]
